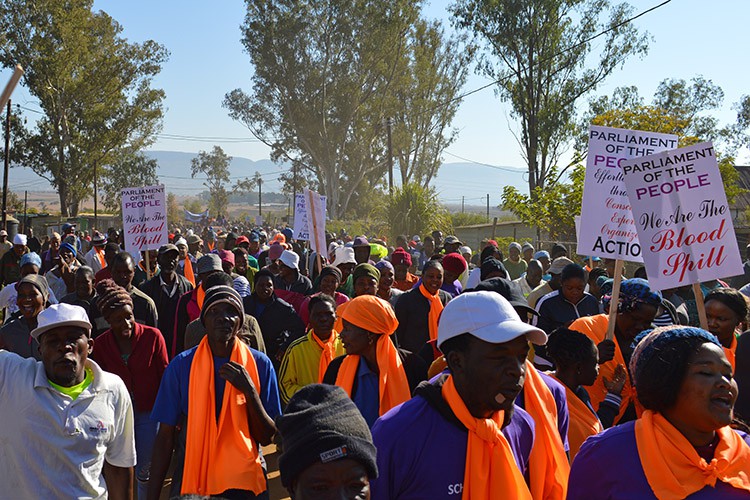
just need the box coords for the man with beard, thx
[140,244,193,355]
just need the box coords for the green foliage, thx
[580,77,747,203]
[451,211,487,227]
[166,192,181,226]
[502,164,585,241]
[183,198,204,216]
[191,146,231,218]
[451,0,648,194]
[0,0,168,216]
[384,183,451,242]
[99,153,158,214]
[225,0,466,218]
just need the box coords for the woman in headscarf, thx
[568,326,750,499]
[569,278,662,424]
[547,328,626,459]
[279,294,345,406]
[323,295,427,427]
[0,274,49,360]
[375,260,403,308]
[149,285,281,498]
[704,288,747,370]
[351,263,380,298]
[45,242,78,300]
[90,279,169,499]
[300,266,349,326]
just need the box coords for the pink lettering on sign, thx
[634,174,710,200]
[649,219,727,252]
[663,246,728,282]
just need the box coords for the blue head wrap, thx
[534,250,550,260]
[59,242,77,256]
[602,278,662,313]
[20,252,41,268]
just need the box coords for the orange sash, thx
[723,335,737,371]
[95,246,106,269]
[418,283,443,342]
[441,375,532,500]
[311,329,338,383]
[182,337,265,496]
[524,363,569,500]
[569,314,634,423]
[184,256,196,287]
[634,410,750,499]
[207,241,215,252]
[335,335,410,416]
[197,284,205,310]
[550,375,603,460]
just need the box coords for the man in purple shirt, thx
[371,291,548,499]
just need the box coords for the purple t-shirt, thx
[568,421,750,499]
[515,370,570,452]
[371,395,535,500]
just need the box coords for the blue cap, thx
[20,252,42,268]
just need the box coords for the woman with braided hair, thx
[547,328,626,459]
[91,279,168,499]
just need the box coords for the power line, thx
[443,151,525,173]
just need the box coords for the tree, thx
[191,146,231,219]
[233,171,263,216]
[166,192,181,226]
[225,0,464,218]
[384,183,451,241]
[183,198,204,216]
[0,0,168,216]
[579,77,746,202]
[451,0,649,196]
[390,19,470,187]
[99,153,158,214]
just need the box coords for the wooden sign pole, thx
[307,190,323,275]
[605,260,625,341]
[692,282,708,330]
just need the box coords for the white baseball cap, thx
[437,290,547,350]
[278,250,300,270]
[30,303,92,341]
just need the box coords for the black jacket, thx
[243,293,305,367]
[394,287,451,359]
[139,272,193,355]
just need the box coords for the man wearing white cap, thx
[0,229,11,259]
[331,246,357,298]
[371,291,546,499]
[0,303,135,498]
[0,233,29,286]
[83,231,108,273]
[273,249,312,295]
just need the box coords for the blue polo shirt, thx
[371,396,535,500]
[569,422,750,499]
[352,359,380,428]
[151,345,282,428]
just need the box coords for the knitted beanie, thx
[276,384,378,487]
[199,285,244,326]
[442,253,467,276]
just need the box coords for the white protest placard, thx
[121,185,168,256]
[577,125,678,262]
[304,188,327,256]
[293,191,326,242]
[620,142,743,290]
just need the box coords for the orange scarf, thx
[335,335,410,416]
[441,375,532,500]
[196,284,205,310]
[551,375,603,460]
[418,283,443,342]
[723,335,737,370]
[311,329,338,383]
[94,246,106,269]
[634,410,750,499]
[182,337,265,496]
[184,256,196,287]
[207,241,215,252]
[524,363,569,500]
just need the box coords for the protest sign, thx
[620,142,743,291]
[293,191,326,242]
[121,185,168,256]
[578,125,678,261]
[304,188,327,259]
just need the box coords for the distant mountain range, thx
[8,149,530,205]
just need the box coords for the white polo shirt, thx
[0,352,136,499]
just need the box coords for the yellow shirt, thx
[278,331,345,405]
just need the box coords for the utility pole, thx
[22,190,27,233]
[461,196,465,213]
[2,100,11,231]
[486,194,490,223]
[93,160,98,231]
[386,118,394,195]
[258,177,263,218]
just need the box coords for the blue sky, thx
[4,0,749,185]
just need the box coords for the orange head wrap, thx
[339,295,398,336]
